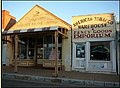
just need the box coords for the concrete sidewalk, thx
[2,66,120,87]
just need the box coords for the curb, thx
[2,73,119,87]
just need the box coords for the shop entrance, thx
[75,43,86,69]
[36,37,43,66]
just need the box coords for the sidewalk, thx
[2,66,120,87]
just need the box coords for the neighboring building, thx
[72,13,117,73]
[2,5,119,74]
[2,10,16,66]
[2,10,16,31]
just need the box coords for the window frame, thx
[90,41,111,61]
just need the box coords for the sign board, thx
[72,13,115,41]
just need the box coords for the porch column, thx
[14,35,18,73]
[111,40,116,72]
[54,31,58,77]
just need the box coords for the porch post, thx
[54,31,58,77]
[14,35,18,73]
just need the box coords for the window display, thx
[90,42,110,61]
[76,43,85,58]
[19,37,27,59]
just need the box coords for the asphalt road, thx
[2,78,80,87]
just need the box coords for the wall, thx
[62,30,71,71]
[6,36,14,66]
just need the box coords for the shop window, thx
[44,35,61,59]
[28,49,34,59]
[19,37,27,59]
[29,37,35,48]
[37,37,43,45]
[44,35,53,59]
[90,42,110,61]
[76,43,85,58]
[28,37,35,59]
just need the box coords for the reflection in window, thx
[90,42,110,61]
[44,35,62,59]
[19,37,27,59]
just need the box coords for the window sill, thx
[89,60,111,63]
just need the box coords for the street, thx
[2,78,80,87]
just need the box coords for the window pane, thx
[76,43,85,58]
[19,37,27,59]
[29,37,35,48]
[44,35,52,44]
[90,42,110,61]
[28,49,34,59]
[44,47,52,59]
[37,37,43,45]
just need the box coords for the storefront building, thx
[2,5,72,73]
[72,13,117,73]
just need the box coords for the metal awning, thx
[2,26,68,38]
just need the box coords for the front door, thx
[36,45,43,66]
[36,37,43,66]
[75,43,86,69]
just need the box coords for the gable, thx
[9,5,71,30]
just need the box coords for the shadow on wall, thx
[4,18,16,31]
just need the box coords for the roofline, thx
[9,4,72,30]
[72,12,114,17]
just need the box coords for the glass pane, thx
[44,35,52,44]
[44,47,52,59]
[29,37,35,48]
[76,43,85,58]
[90,42,110,61]
[37,37,43,45]
[28,49,34,59]
[19,37,27,59]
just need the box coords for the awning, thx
[2,26,68,38]
[2,26,59,35]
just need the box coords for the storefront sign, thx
[74,28,112,39]
[72,13,114,39]
[73,17,113,29]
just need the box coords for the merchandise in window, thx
[90,42,110,61]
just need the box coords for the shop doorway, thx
[75,43,86,69]
[36,37,43,66]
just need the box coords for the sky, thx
[2,1,119,24]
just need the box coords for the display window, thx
[18,35,62,60]
[90,41,110,61]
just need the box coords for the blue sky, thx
[2,1,119,24]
